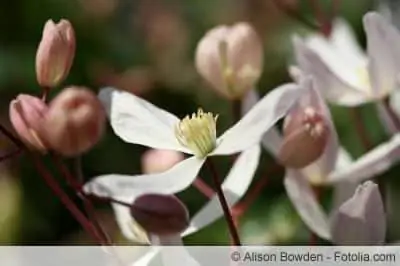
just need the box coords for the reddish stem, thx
[272,0,320,30]
[193,177,215,199]
[31,153,104,244]
[51,154,114,245]
[350,108,373,150]
[0,148,22,162]
[206,159,241,246]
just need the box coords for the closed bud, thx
[130,194,189,235]
[9,95,48,151]
[195,22,263,99]
[278,107,329,168]
[40,87,105,156]
[142,149,184,174]
[36,19,75,88]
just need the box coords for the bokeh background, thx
[0,0,398,245]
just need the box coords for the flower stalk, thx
[206,158,241,246]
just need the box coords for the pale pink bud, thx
[36,19,75,88]
[40,87,105,157]
[130,194,189,235]
[9,95,48,151]
[278,107,329,169]
[195,22,263,99]
[141,149,184,174]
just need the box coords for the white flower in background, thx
[293,12,400,106]
[195,22,263,100]
[242,77,400,240]
[83,84,303,242]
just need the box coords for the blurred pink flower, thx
[195,22,263,100]
[142,149,184,174]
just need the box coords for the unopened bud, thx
[40,87,105,157]
[130,194,189,235]
[9,95,48,151]
[278,107,329,168]
[142,149,184,174]
[36,19,75,88]
[195,22,263,99]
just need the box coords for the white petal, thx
[334,147,354,170]
[389,88,400,118]
[297,77,339,176]
[364,12,400,97]
[182,145,261,236]
[111,195,149,244]
[99,87,191,153]
[376,100,398,135]
[330,181,360,217]
[329,18,367,63]
[152,236,200,266]
[84,156,206,198]
[284,170,331,240]
[327,133,400,184]
[293,37,369,106]
[212,83,303,155]
[241,89,284,156]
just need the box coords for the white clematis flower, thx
[83,84,302,242]
[244,77,400,240]
[292,12,400,109]
[84,84,301,197]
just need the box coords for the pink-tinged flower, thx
[330,181,386,245]
[195,22,263,100]
[40,87,105,157]
[36,19,75,88]
[83,82,303,243]
[243,77,400,241]
[142,149,184,174]
[9,94,48,151]
[292,12,400,107]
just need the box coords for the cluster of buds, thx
[9,87,106,157]
[8,19,106,157]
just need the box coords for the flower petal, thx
[284,170,331,240]
[330,181,386,245]
[84,156,206,198]
[293,37,369,106]
[99,87,190,153]
[182,145,261,236]
[241,88,283,156]
[376,100,398,135]
[327,133,400,184]
[212,83,303,155]
[112,195,150,244]
[364,12,400,97]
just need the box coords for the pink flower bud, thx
[130,194,189,236]
[9,95,48,151]
[36,19,75,88]
[40,87,105,157]
[278,107,329,169]
[195,22,263,99]
[141,149,184,174]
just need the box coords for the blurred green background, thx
[1,0,399,245]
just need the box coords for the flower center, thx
[175,109,218,158]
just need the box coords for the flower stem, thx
[350,108,373,150]
[272,0,320,31]
[0,124,104,244]
[30,153,104,244]
[193,177,214,199]
[206,158,241,246]
[0,148,22,162]
[382,97,400,132]
[51,154,114,245]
